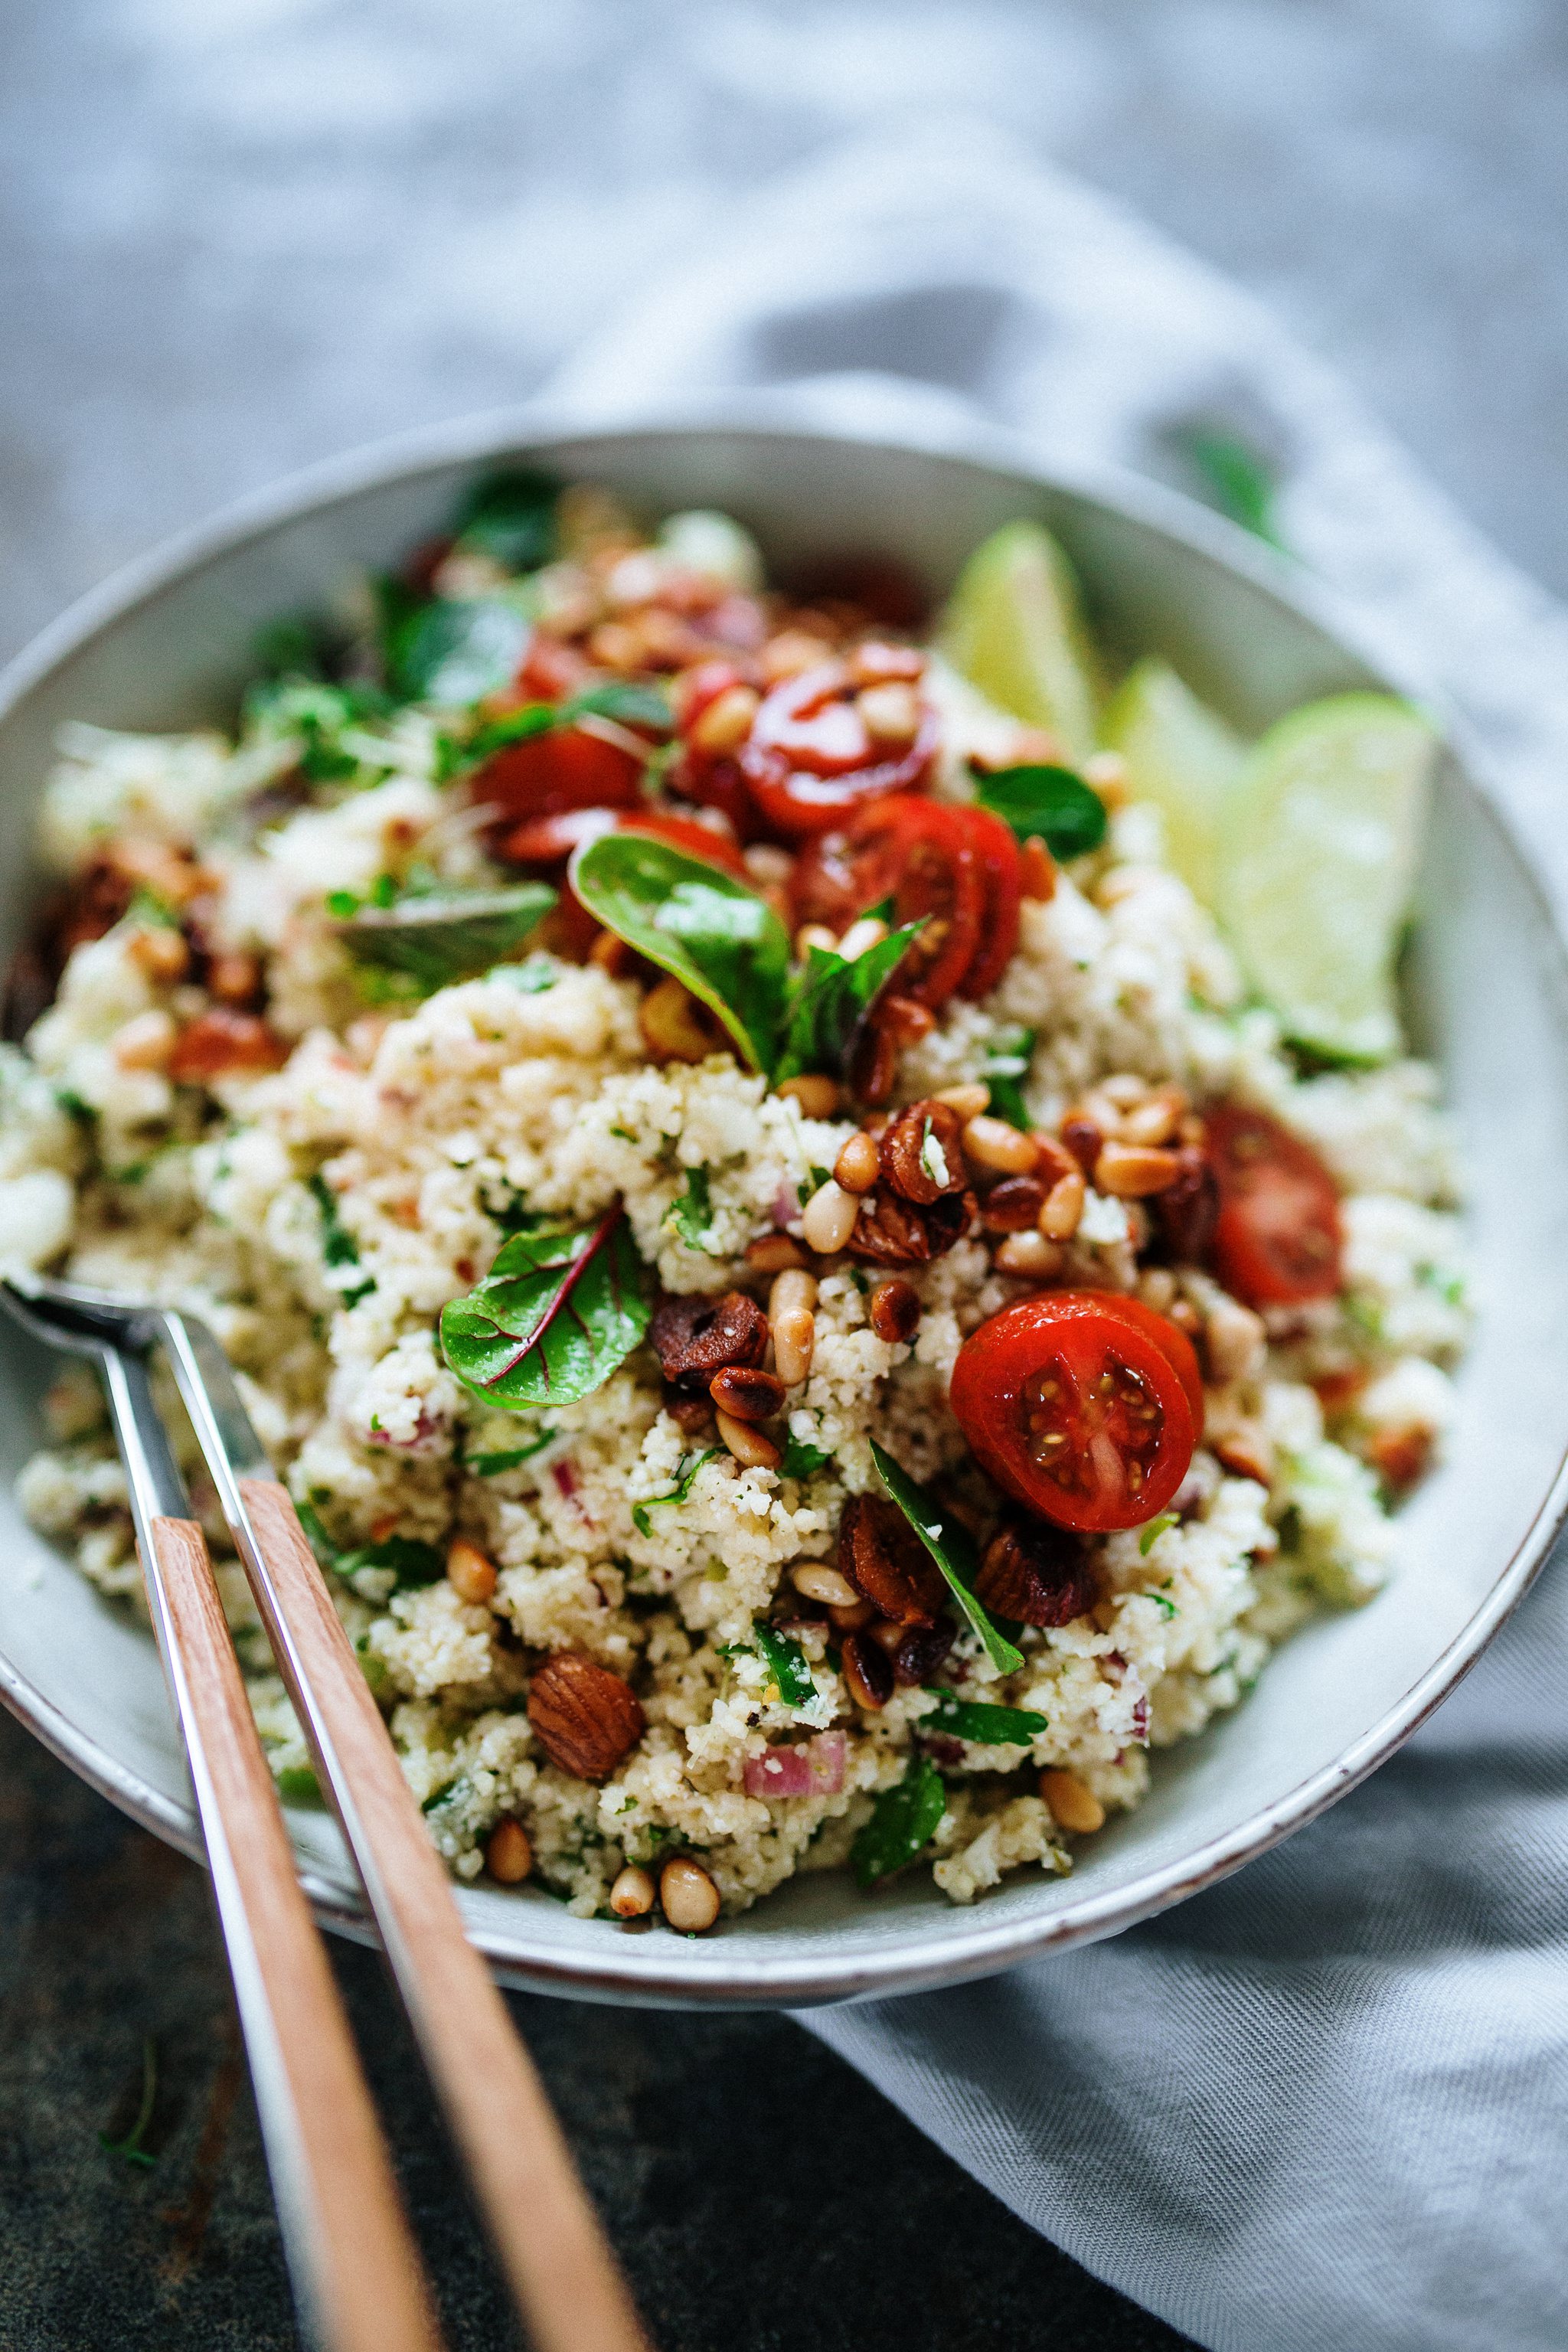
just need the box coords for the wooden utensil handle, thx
[236,1478,650,2352]
[145,1517,441,2352]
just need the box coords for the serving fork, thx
[3,1273,648,2352]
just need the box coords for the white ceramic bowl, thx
[5,407,1567,2009]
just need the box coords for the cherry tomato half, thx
[792,795,1014,1011]
[740,662,937,839]
[949,1291,1197,1534]
[1204,1104,1343,1308]
[497,805,749,880]
[1083,1292,1205,1430]
[952,803,1022,1001]
[475,723,644,828]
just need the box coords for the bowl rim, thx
[4,393,1566,2008]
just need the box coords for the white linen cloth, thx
[549,121,1568,2352]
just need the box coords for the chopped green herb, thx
[420,1775,464,1816]
[485,954,558,994]
[389,596,531,706]
[982,1027,1036,1131]
[1138,1511,1180,1557]
[665,1165,718,1253]
[570,831,792,1075]
[919,1116,951,1190]
[775,923,923,1083]
[276,1766,324,1805]
[870,1439,1022,1674]
[244,677,396,781]
[99,2036,158,2168]
[796,1165,833,1207]
[972,763,1108,861]
[779,1432,831,1480]
[333,880,556,998]
[338,1534,446,1589]
[439,679,673,783]
[920,1687,1048,1746]
[851,1753,947,1889]
[440,1203,651,1413]
[632,1447,720,1538]
[467,1430,556,1476]
[753,1622,815,1707]
[1145,1592,1179,1619]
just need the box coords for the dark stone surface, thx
[1,1710,1194,2351]
[2,5,1563,2345]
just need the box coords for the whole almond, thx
[527,1653,645,1782]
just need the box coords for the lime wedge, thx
[1100,658,1245,909]
[1217,694,1437,1062]
[938,521,1102,762]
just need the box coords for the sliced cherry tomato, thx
[949,1291,1197,1533]
[740,662,937,839]
[1204,1103,1343,1308]
[617,812,750,878]
[515,635,593,702]
[498,805,746,877]
[792,795,985,1009]
[953,804,1022,1001]
[1081,1292,1204,1429]
[474,723,644,829]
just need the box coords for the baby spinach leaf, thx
[753,1622,814,1708]
[390,596,530,705]
[632,1447,720,1538]
[335,882,556,996]
[870,1439,1024,1675]
[920,1687,1047,1746]
[440,1203,651,1411]
[851,1753,947,1889]
[570,831,791,1075]
[466,1430,556,1476]
[775,923,923,1081]
[779,1432,831,1480]
[982,1026,1036,1131]
[451,467,558,572]
[569,679,673,732]
[665,1165,717,1253]
[972,764,1107,861]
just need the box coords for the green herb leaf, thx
[570,831,791,1075]
[869,1439,1023,1674]
[753,1621,815,1707]
[390,596,530,705]
[244,678,394,782]
[440,1203,651,1412]
[982,1026,1036,1131]
[972,764,1108,861]
[775,923,923,1082]
[779,1432,831,1480]
[452,467,558,572]
[665,1165,718,1253]
[1138,1511,1180,1557]
[337,1534,446,1588]
[1178,429,1285,552]
[851,1753,947,1889]
[467,1431,556,1476]
[307,1172,376,1304]
[276,1765,325,1805]
[567,680,673,732]
[920,1686,1047,1746]
[99,2036,158,2167]
[334,882,556,996]
[632,1446,720,1538]
[1145,1591,1178,1618]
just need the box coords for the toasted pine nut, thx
[485,1818,534,1883]
[660,1854,720,1932]
[795,923,838,959]
[995,1231,1062,1279]
[113,1009,176,1072]
[1039,1769,1106,1835]
[792,1561,859,1608]
[827,1596,875,1632]
[777,1073,841,1118]
[840,1630,893,1710]
[208,951,261,1005]
[743,842,794,888]
[716,1408,781,1470]
[772,1308,816,1388]
[1214,1424,1275,1485]
[932,1082,990,1120]
[848,642,923,687]
[837,914,890,963]
[833,1130,880,1193]
[1038,1168,1086,1241]
[764,629,835,683]
[768,1266,818,1323]
[446,1538,498,1606]
[609,1864,656,1919]
[1138,1267,1178,1313]
[867,1618,905,1655]
[746,1233,806,1272]
[801,1178,858,1254]
[1094,1142,1181,1197]
[589,928,632,975]
[1122,1085,1187,1147]
[1205,1295,1267,1385]
[1101,1073,1148,1108]
[1020,838,1056,900]
[710,1365,787,1423]
[1083,750,1128,794]
[128,926,190,984]
[691,683,760,755]
[962,1114,1039,1175]
[640,974,713,1062]
[856,683,920,745]
[868,1278,920,1344]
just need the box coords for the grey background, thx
[2,3,1563,2346]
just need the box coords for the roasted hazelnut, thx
[974,1519,1098,1629]
[878,1099,966,1206]
[838,1494,946,1627]
[651,1289,769,1395]
[849,1186,973,1270]
[868,1278,921,1344]
[526,1653,645,1781]
[981,1175,1048,1233]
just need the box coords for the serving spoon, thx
[5,1272,649,2352]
